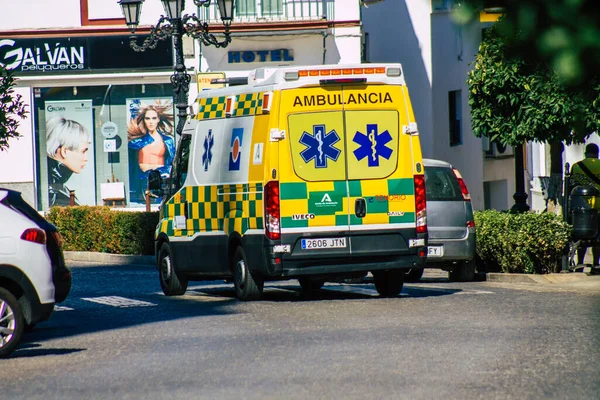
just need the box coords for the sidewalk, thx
[65,251,154,266]
[64,251,600,292]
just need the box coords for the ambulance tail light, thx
[452,168,471,201]
[414,174,427,234]
[262,91,272,113]
[264,181,281,240]
[225,95,236,117]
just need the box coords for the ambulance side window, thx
[171,134,192,194]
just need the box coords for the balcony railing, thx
[200,0,335,23]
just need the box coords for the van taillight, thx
[452,168,471,201]
[21,228,46,245]
[414,174,427,234]
[264,181,281,240]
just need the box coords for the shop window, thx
[34,84,176,210]
[237,0,257,16]
[448,89,462,147]
[262,0,283,15]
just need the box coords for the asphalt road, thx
[2,264,599,400]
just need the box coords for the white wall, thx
[430,12,486,210]
[0,0,203,30]
[0,87,34,183]
[0,0,81,29]
[335,0,361,21]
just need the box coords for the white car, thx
[0,189,71,358]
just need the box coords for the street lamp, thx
[118,0,235,135]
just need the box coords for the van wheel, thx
[233,247,263,301]
[0,287,24,358]
[373,270,404,297]
[158,243,188,296]
[404,268,424,282]
[449,260,476,282]
[298,277,325,292]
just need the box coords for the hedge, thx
[46,206,159,256]
[47,206,573,273]
[474,210,571,274]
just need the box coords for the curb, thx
[64,251,154,266]
[63,252,599,289]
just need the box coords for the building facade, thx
[363,0,513,211]
[0,0,363,210]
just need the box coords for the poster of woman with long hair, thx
[126,98,175,204]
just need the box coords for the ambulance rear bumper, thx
[258,229,427,278]
[279,256,422,277]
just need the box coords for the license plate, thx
[301,237,347,250]
[427,245,444,257]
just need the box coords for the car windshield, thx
[424,166,463,201]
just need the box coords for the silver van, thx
[405,158,476,282]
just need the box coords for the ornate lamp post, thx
[118,0,234,135]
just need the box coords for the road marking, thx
[82,296,157,308]
[454,290,495,295]
[408,284,494,295]
[54,305,74,311]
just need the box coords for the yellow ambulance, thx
[148,64,427,301]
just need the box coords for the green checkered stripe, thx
[279,178,415,228]
[197,96,227,119]
[156,183,264,238]
[233,93,263,117]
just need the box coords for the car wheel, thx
[404,268,424,282]
[298,277,325,292]
[449,259,476,282]
[0,287,24,358]
[373,270,404,297]
[158,242,188,296]
[233,247,263,301]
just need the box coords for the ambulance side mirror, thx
[147,170,163,196]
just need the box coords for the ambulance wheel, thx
[233,247,263,301]
[158,243,188,296]
[404,268,424,282]
[449,259,476,282]
[373,270,404,297]
[0,287,24,358]
[298,277,325,292]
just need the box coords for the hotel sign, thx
[228,49,294,64]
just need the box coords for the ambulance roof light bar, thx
[283,66,401,81]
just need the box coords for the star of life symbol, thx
[202,129,214,171]
[299,124,341,168]
[353,123,393,167]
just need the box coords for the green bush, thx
[474,210,571,274]
[46,206,159,255]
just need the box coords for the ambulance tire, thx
[448,259,476,282]
[233,247,263,301]
[373,270,404,297]
[298,277,325,292]
[0,287,24,358]
[158,243,188,296]
[404,268,424,282]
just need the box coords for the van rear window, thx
[424,166,463,201]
